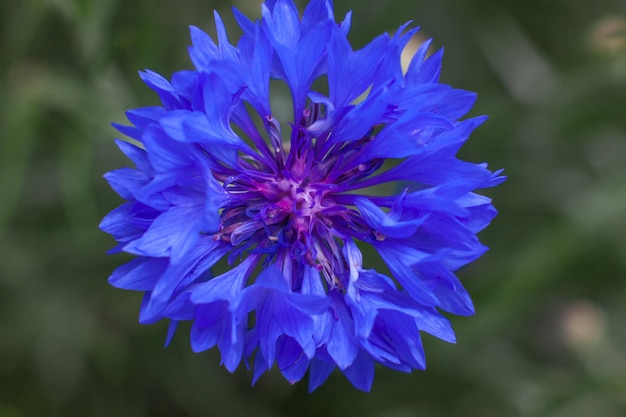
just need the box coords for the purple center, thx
[212,104,383,290]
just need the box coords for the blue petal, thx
[188,25,220,71]
[358,111,454,161]
[456,193,499,233]
[138,292,167,324]
[261,1,331,122]
[191,255,256,305]
[124,205,201,260]
[326,27,388,108]
[111,123,142,141]
[376,243,439,306]
[103,167,149,200]
[251,349,270,385]
[273,296,318,358]
[139,70,182,111]
[170,70,198,101]
[127,175,173,213]
[412,306,458,343]
[125,106,166,131]
[236,26,272,116]
[219,329,245,372]
[252,264,290,292]
[161,290,196,321]
[158,109,243,152]
[232,7,255,39]
[325,292,359,370]
[326,84,392,145]
[308,357,335,392]
[108,257,167,291]
[164,320,179,347]
[371,25,418,90]
[368,286,457,343]
[113,139,152,173]
[302,0,334,32]
[432,116,489,152]
[342,350,374,392]
[405,38,433,85]
[411,47,444,84]
[341,239,362,288]
[433,89,478,119]
[257,315,283,367]
[349,188,468,218]
[361,151,492,192]
[99,203,144,242]
[188,256,251,372]
[375,312,426,370]
[301,266,332,345]
[140,238,226,321]
[420,214,481,252]
[264,0,301,48]
[439,243,489,272]
[190,303,223,351]
[277,337,310,383]
[141,125,198,173]
[213,11,238,61]
[241,266,329,365]
[355,197,427,239]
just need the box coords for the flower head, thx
[101,0,504,391]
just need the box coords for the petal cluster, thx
[101,0,504,391]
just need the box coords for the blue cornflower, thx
[101,0,504,391]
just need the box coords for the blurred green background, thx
[2,0,626,416]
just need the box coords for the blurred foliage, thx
[2,0,626,416]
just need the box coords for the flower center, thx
[211,103,383,289]
[216,174,335,241]
[213,162,351,289]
